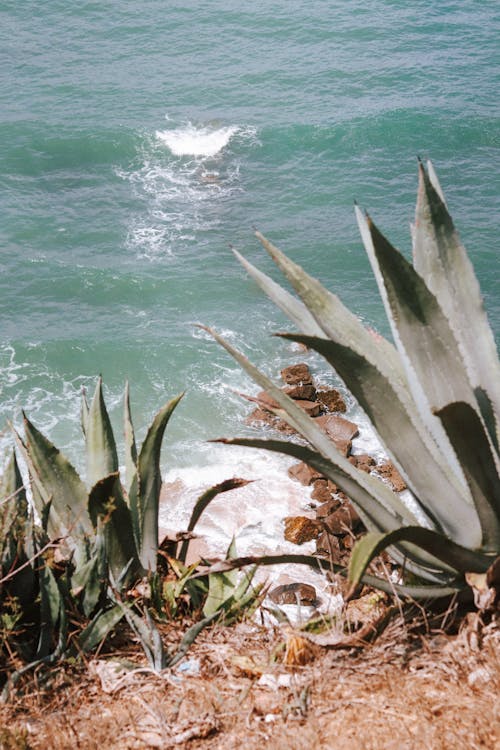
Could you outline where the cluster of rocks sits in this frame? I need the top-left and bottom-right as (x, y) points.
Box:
(250, 362), (406, 607)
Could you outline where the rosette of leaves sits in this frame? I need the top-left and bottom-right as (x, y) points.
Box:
(0, 380), (183, 690)
(207, 161), (500, 600)
(0, 383), (266, 695)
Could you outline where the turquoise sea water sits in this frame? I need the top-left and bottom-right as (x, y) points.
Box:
(1, 1), (499, 482)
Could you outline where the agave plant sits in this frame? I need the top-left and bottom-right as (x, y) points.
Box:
(207, 161), (500, 600)
(0, 381), (266, 695)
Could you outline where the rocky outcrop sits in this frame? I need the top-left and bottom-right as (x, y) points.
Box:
(245, 360), (409, 598)
(247, 363), (355, 454)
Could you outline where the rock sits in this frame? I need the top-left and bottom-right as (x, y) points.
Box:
(316, 388), (347, 413)
(255, 390), (280, 410)
(246, 408), (297, 436)
(315, 531), (342, 562)
(310, 479), (329, 503)
(315, 497), (342, 517)
(283, 516), (321, 545)
(345, 591), (388, 629)
(274, 418), (298, 436)
(288, 462), (324, 486)
(283, 383), (316, 401)
(245, 407), (277, 427)
(294, 399), (321, 417)
(310, 479), (337, 503)
(323, 503), (362, 535)
(376, 461), (407, 492)
(314, 414), (359, 456)
(349, 453), (376, 473)
(269, 582), (318, 606)
(280, 363), (313, 385)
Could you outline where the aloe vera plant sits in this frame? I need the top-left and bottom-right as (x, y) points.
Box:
(209, 161), (500, 600)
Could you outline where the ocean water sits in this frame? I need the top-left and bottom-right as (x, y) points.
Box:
(1, 2), (499, 569)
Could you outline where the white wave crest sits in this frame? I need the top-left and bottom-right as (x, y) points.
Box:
(155, 124), (239, 158)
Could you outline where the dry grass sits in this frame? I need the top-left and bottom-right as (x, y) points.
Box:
(1, 612), (499, 750)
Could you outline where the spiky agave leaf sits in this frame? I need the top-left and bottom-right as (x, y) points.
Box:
(14, 415), (92, 539)
(87, 472), (142, 582)
(414, 161), (500, 446)
(348, 527), (494, 594)
(85, 377), (119, 489)
(203, 326), (423, 532)
(178, 478), (252, 564)
(356, 206), (484, 482)
(278, 331), (481, 547)
(134, 393), (184, 570)
(435, 401), (500, 550)
(123, 381), (138, 497)
(0, 449), (27, 546)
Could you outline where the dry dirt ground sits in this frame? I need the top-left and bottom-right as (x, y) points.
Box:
(1, 609), (499, 750)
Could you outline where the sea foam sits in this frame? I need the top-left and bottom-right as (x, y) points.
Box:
(155, 123), (239, 158)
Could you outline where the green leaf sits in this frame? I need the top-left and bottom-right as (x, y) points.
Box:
(356, 206), (478, 482)
(279, 332), (481, 548)
(71, 535), (106, 618)
(348, 527), (494, 592)
(0, 450), (27, 542)
(136, 393), (184, 570)
(178, 478), (252, 564)
(203, 537), (241, 617)
(18, 415), (92, 538)
(203, 329), (417, 531)
(167, 611), (221, 668)
(36, 558), (64, 660)
(111, 595), (166, 671)
(232, 248), (324, 336)
(435, 402), (500, 550)
(123, 381), (138, 499)
(86, 377), (119, 489)
(78, 604), (124, 653)
(254, 230), (406, 392)
(88, 472), (142, 583)
(413, 161), (500, 446)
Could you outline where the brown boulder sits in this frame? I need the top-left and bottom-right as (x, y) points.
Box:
(283, 383), (317, 401)
(323, 503), (362, 535)
(269, 582), (318, 606)
(315, 497), (342, 518)
(315, 415), (359, 456)
(315, 531), (342, 562)
(284, 516), (321, 545)
(287, 462), (324, 486)
(310, 479), (328, 503)
(376, 461), (407, 492)
(280, 363), (313, 385)
(316, 388), (347, 413)
(315, 414), (359, 442)
(310, 479), (335, 503)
